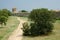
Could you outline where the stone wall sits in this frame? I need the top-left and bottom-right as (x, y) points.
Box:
(12, 12), (30, 17)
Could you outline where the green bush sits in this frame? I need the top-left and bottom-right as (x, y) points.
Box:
(23, 8), (56, 36)
(22, 22), (30, 36)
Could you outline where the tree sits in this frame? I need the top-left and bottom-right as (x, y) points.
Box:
(21, 10), (27, 12)
(2, 9), (11, 16)
(0, 9), (10, 26)
(0, 16), (7, 25)
(23, 8), (56, 36)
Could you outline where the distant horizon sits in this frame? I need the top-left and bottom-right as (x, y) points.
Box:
(1, 8), (60, 12)
(0, 0), (60, 11)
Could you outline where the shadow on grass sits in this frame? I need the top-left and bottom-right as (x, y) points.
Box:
(0, 27), (5, 29)
(23, 32), (55, 37)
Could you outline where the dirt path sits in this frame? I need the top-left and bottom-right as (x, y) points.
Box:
(8, 17), (26, 40)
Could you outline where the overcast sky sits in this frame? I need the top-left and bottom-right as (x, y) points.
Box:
(0, 0), (60, 11)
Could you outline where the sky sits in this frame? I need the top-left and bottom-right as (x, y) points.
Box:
(0, 0), (60, 11)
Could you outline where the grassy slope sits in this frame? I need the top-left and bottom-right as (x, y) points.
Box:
(22, 17), (60, 40)
(0, 16), (19, 40)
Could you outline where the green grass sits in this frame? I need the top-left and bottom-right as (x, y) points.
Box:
(0, 16), (19, 40)
(20, 17), (28, 21)
(21, 17), (60, 40)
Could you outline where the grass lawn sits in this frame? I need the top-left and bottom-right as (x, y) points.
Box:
(22, 17), (60, 40)
(20, 17), (28, 21)
(0, 16), (19, 40)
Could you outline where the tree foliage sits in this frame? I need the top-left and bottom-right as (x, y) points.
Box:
(2, 9), (11, 16)
(21, 10), (27, 12)
(0, 9), (11, 25)
(23, 8), (56, 36)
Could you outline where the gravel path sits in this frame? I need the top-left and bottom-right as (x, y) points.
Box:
(8, 17), (26, 40)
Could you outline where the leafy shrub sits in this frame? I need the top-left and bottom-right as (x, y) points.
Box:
(23, 8), (56, 36)
(22, 22), (31, 36)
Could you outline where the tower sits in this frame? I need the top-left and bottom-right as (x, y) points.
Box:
(12, 8), (17, 13)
